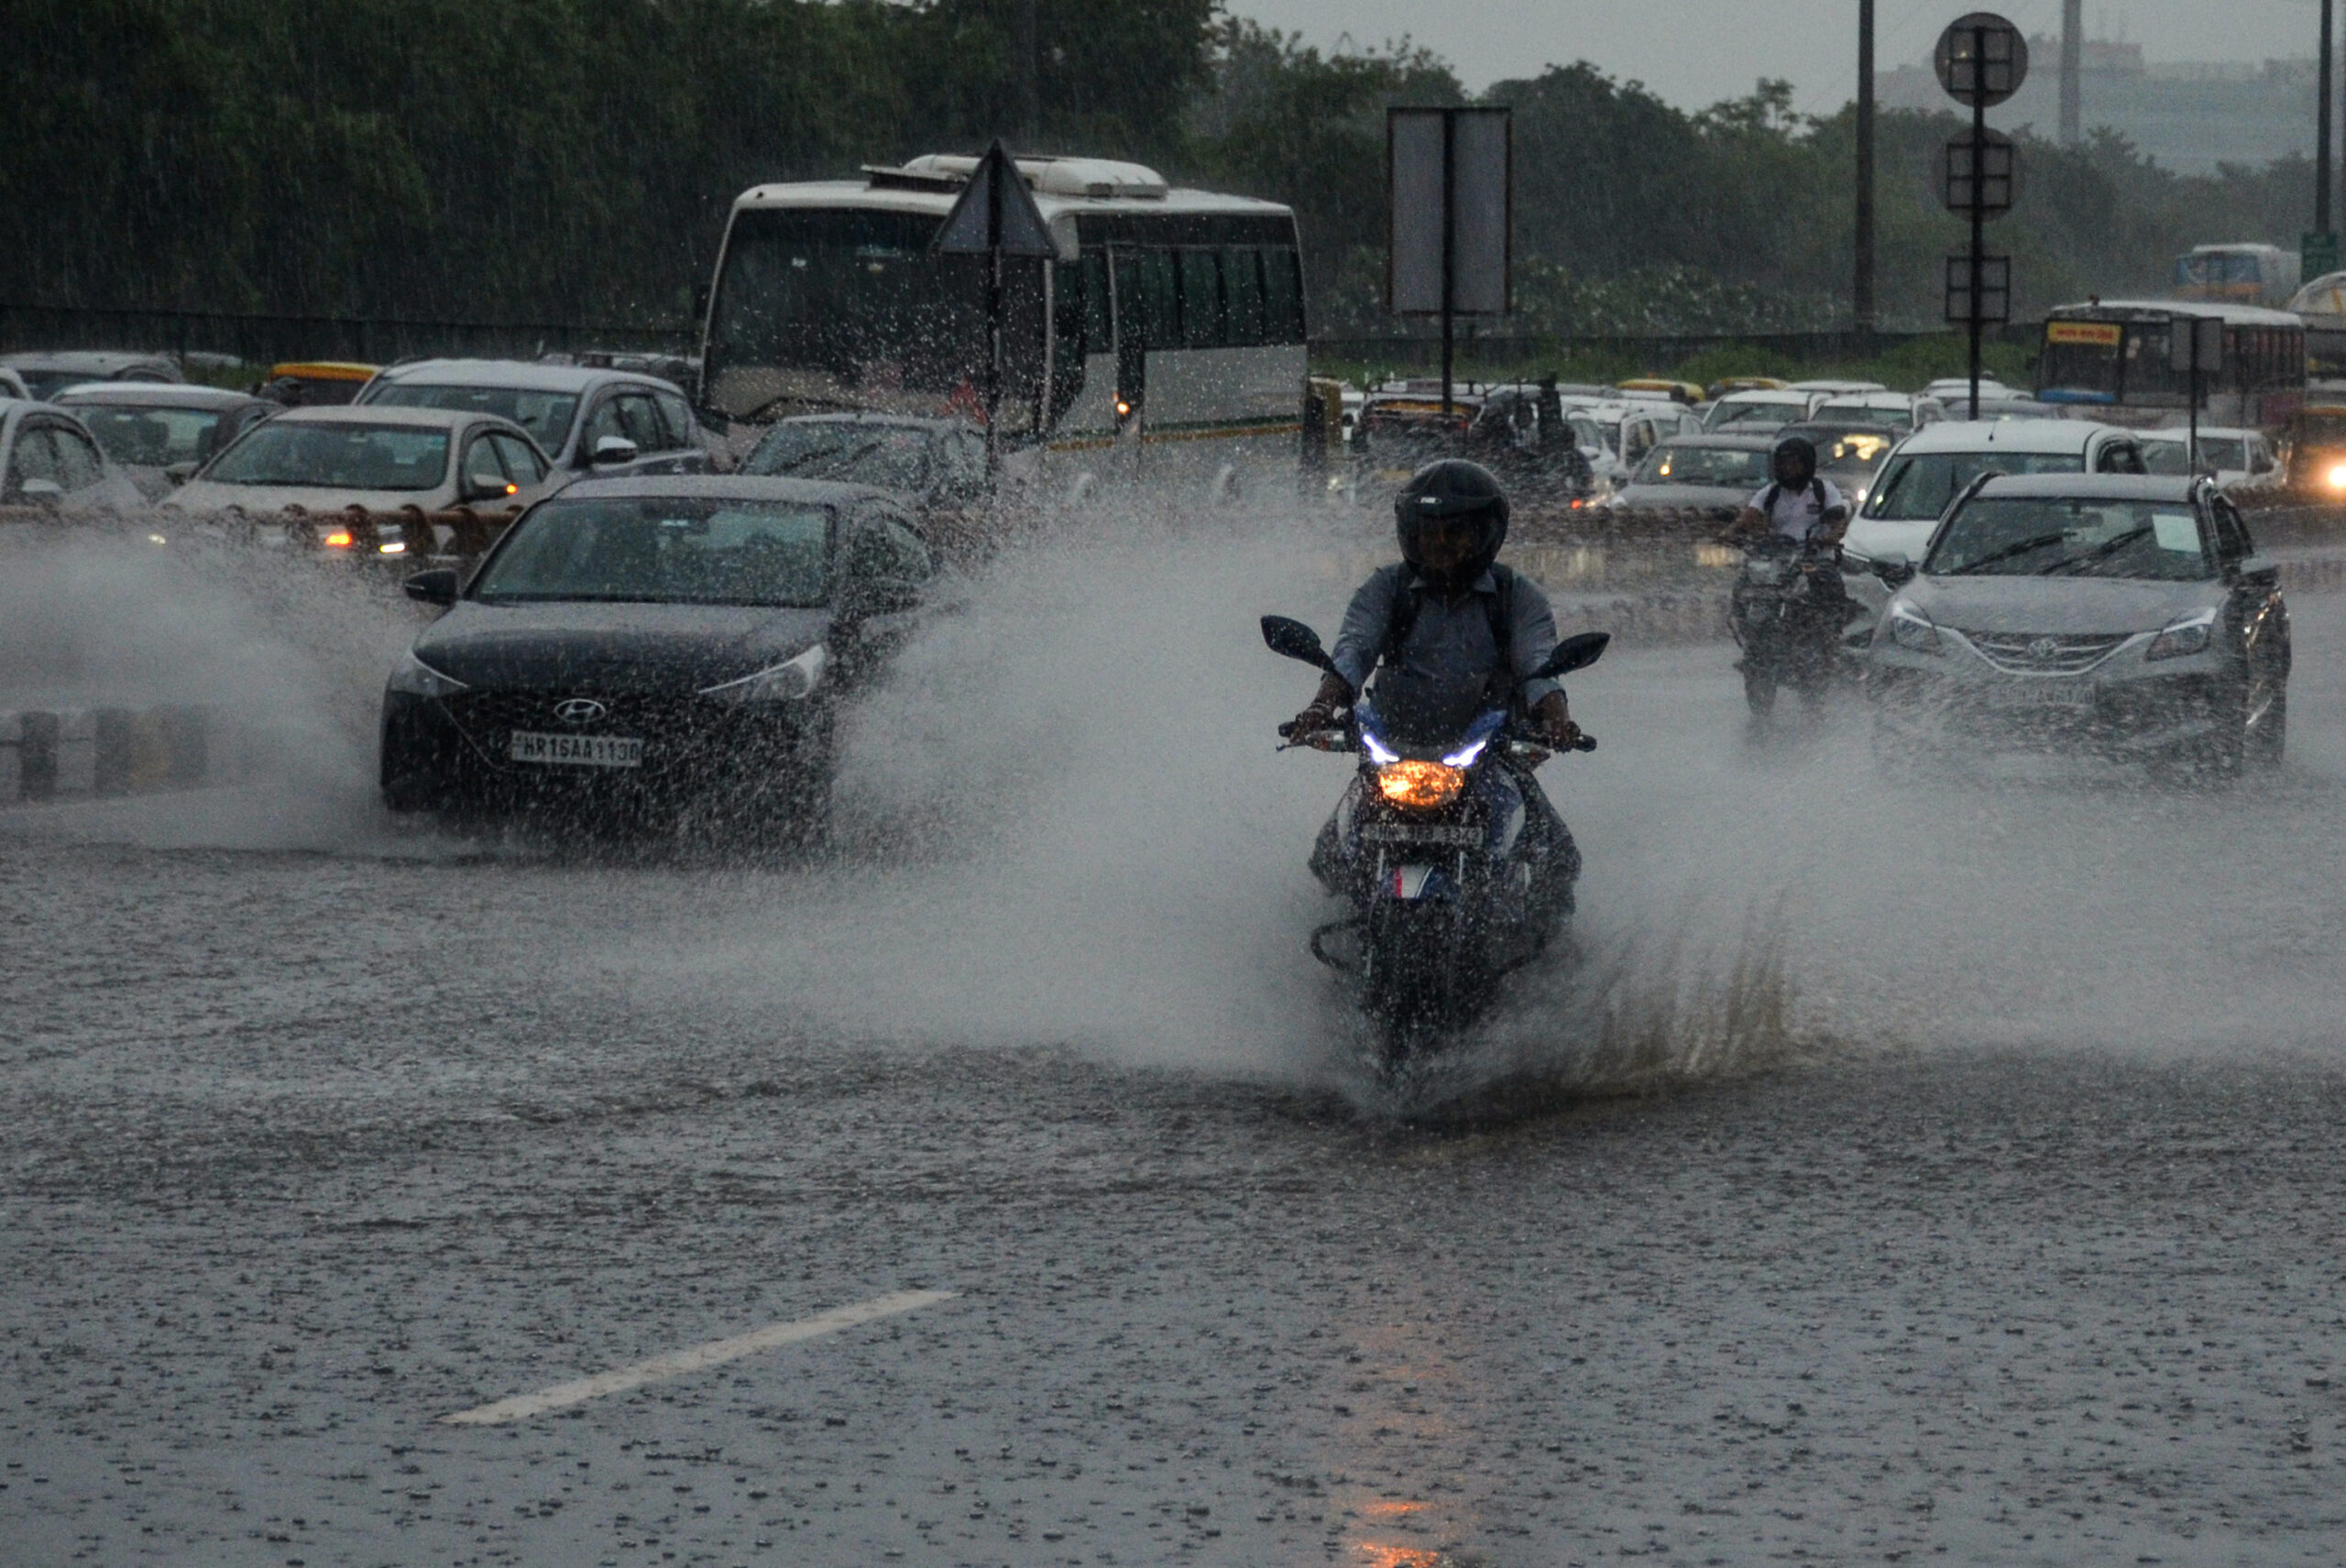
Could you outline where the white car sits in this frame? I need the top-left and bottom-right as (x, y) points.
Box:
(1702, 389), (1824, 433)
(1789, 378), (1887, 396)
(169, 405), (562, 559)
(1924, 376), (2014, 403)
(1562, 400), (1701, 477)
(1813, 391), (1946, 433)
(0, 399), (146, 510)
(1840, 419), (2150, 633)
(2136, 426), (2281, 492)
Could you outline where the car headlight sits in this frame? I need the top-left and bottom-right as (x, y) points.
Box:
(2145, 608), (2217, 661)
(386, 649), (467, 698)
(1887, 603), (1942, 654)
(1376, 759), (1465, 810)
(2328, 462), (2346, 490)
(700, 642), (829, 704)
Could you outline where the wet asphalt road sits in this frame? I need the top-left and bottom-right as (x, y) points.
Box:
(10, 554), (2346, 1567)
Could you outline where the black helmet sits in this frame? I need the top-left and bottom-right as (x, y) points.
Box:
(1771, 435), (1818, 488)
(1395, 459), (1509, 586)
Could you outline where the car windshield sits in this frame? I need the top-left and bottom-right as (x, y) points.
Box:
(473, 497), (831, 607)
(2142, 437), (2246, 475)
(1865, 450), (2085, 521)
(367, 383), (579, 452)
(743, 424), (932, 489)
(1928, 496), (2212, 580)
(74, 405), (226, 466)
(1705, 400), (1802, 432)
(1791, 427), (1895, 469)
(203, 422), (449, 489)
(1634, 444), (1769, 487)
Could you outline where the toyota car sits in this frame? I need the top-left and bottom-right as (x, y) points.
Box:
(379, 475), (936, 840)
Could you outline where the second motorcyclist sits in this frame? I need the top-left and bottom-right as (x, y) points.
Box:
(1733, 433), (1850, 547)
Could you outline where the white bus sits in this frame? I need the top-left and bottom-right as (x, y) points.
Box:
(696, 153), (1307, 484)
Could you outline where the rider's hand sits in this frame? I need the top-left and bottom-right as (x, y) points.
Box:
(1290, 702), (1340, 737)
(1531, 691), (1580, 750)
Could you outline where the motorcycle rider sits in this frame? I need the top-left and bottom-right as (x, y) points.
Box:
(1732, 433), (1850, 545)
(1288, 459), (1586, 916)
(1728, 433), (1855, 704)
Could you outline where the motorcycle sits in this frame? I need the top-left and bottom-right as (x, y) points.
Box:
(1261, 615), (1607, 1058)
(1729, 532), (1854, 717)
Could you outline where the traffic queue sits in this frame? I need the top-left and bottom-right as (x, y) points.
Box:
(0, 298), (2334, 832)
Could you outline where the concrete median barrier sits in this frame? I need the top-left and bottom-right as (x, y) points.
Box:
(0, 704), (230, 805)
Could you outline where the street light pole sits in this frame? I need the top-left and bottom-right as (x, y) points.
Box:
(2321, 0), (2334, 238)
(1856, 0), (1876, 334)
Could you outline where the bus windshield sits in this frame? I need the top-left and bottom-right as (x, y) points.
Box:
(2176, 252), (2264, 288)
(707, 208), (1043, 425)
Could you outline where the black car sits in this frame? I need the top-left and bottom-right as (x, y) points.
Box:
(379, 475), (937, 839)
(742, 414), (992, 555)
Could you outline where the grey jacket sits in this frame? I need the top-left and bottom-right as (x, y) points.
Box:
(1329, 563), (1562, 711)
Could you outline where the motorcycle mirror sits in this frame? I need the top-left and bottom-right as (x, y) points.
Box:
(1535, 630), (1610, 679)
(1870, 551), (1915, 587)
(1261, 615), (1338, 673)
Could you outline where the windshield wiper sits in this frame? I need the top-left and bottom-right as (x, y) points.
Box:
(2038, 525), (2152, 575)
(1948, 532), (2066, 574)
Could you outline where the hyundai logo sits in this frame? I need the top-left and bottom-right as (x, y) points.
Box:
(2026, 637), (2061, 663)
(554, 697), (608, 725)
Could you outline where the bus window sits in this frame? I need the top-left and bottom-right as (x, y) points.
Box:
(1080, 251), (1111, 357)
(1179, 250), (1225, 349)
(1138, 250), (1179, 349)
(1263, 248), (1305, 345)
(1223, 249), (1266, 347)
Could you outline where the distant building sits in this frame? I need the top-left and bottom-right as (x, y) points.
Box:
(1877, 41), (2319, 173)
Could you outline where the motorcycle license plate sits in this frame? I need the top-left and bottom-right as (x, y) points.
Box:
(509, 730), (644, 768)
(1361, 822), (1479, 847)
(1984, 680), (2094, 709)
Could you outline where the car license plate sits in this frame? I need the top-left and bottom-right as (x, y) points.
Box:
(1985, 680), (2094, 709)
(509, 730), (643, 768)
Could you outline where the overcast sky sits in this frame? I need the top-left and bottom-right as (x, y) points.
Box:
(1229, 1), (2332, 113)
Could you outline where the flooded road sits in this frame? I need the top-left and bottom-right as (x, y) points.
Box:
(8, 527), (2346, 1565)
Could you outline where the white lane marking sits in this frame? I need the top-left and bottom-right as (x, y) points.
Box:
(438, 1288), (956, 1426)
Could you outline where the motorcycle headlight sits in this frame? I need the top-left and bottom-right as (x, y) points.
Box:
(386, 649), (467, 698)
(700, 642), (829, 704)
(2145, 608), (2217, 662)
(1376, 759), (1465, 810)
(1888, 603), (1942, 654)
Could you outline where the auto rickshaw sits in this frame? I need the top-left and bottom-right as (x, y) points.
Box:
(2279, 401), (2346, 501)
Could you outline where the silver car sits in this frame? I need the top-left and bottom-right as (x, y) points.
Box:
(0, 399), (146, 510)
(1867, 472), (2288, 781)
(357, 359), (715, 478)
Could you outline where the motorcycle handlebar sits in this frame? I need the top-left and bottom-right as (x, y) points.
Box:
(1277, 723), (1595, 754)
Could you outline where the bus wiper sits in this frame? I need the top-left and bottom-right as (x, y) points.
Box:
(1949, 532), (2066, 573)
(2039, 525), (2152, 575)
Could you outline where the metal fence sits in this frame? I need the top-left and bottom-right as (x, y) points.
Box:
(1310, 324), (2040, 369)
(4, 302), (2037, 378)
(0, 304), (694, 367)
